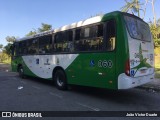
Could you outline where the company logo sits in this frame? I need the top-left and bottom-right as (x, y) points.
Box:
(36, 59), (39, 64)
(44, 59), (50, 65)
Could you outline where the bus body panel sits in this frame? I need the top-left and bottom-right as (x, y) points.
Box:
(12, 53), (116, 89)
(66, 52), (116, 89)
(128, 33), (155, 77)
(22, 54), (78, 79)
(117, 14), (155, 89)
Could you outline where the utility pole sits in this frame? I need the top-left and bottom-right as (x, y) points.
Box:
(136, 0), (140, 17)
(144, 0), (157, 27)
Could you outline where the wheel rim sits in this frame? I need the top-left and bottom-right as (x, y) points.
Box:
(20, 68), (23, 73)
(56, 76), (64, 87)
(19, 68), (23, 76)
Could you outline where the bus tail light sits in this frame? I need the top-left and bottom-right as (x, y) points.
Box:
(125, 59), (130, 76)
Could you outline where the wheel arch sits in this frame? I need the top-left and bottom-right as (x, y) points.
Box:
(52, 66), (67, 81)
(17, 64), (23, 72)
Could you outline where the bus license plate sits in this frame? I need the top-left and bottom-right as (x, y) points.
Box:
(140, 69), (146, 73)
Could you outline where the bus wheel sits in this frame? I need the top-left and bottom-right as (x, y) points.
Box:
(18, 66), (25, 79)
(54, 70), (67, 90)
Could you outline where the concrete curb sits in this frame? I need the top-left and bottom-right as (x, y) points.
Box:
(138, 85), (160, 92)
(138, 81), (160, 92)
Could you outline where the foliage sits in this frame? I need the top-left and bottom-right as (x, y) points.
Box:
(154, 47), (160, 78)
(0, 44), (3, 50)
(26, 30), (37, 36)
(0, 52), (10, 63)
(26, 23), (52, 36)
(121, 0), (143, 17)
(3, 43), (12, 57)
(2, 36), (17, 57)
(38, 23), (52, 32)
(155, 68), (160, 78)
(5, 36), (16, 43)
(149, 19), (160, 47)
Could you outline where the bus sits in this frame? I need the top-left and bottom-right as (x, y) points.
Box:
(11, 11), (155, 90)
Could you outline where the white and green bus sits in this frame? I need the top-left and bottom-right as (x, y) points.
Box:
(11, 11), (155, 90)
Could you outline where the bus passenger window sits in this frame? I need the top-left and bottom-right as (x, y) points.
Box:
(19, 41), (27, 55)
(28, 39), (39, 54)
(75, 29), (81, 40)
(75, 28), (86, 51)
(13, 43), (19, 56)
(97, 24), (103, 37)
(106, 20), (116, 51)
(89, 25), (103, 51)
(75, 24), (104, 52)
(54, 31), (73, 52)
(39, 35), (52, 54)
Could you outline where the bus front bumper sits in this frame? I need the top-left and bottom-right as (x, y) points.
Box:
(118, 73), (155, 89)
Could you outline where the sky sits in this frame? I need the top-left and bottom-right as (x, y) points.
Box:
(0, 0), (160, 46)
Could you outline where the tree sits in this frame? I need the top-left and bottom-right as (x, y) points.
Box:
(5, 36), (16, 43)
(0, 52), (9, 63)
(26, 23), (52, 36)
(3, 43), (12, 57)
(0, 44), (3, 51)
(2, 36), (17, 57)
(149, 20), (160, 47)
(121, 0), (143, 17)
(26, 30), (37, 36)
(38, 23), (52, 32)
(157, 18), (160, 25)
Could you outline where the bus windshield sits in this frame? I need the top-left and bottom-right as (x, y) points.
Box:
(124, 15), (151, 42)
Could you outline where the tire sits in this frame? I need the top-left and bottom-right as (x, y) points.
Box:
(18, 66), (25, 79)
(54, 69), (67, 90)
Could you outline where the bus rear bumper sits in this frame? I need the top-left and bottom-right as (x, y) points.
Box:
(118, 73), (154, 89)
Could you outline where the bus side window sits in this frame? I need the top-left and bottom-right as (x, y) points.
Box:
(39, 35), (52, 54)
(13, 43), (19, 56)
(28, 39), (39, 54)
(89, 24), (103, 51)
(97, 24), (103, 37)
(75, 28), (88, 51)
(54, 31), (73, 52)
(54, 32), (64, 52)
(106, 20), (116, 51)
(75, 24), (104, 52)
(75, 29), (81, 41)
(65, 30), (74, 52)
(19, 41), (27, 55)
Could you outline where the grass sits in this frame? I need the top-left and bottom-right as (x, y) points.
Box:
(155, 68), (160, 78)
(155, 53), (160, 79)
(0, 60), (11, 64)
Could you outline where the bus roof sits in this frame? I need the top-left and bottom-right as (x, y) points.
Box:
(17, 14), (104, 42)
(16, 11), (141, 42)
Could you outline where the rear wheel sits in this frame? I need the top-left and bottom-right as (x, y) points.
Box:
(18, 66), (25, 79)
(54, 69), (67, 90)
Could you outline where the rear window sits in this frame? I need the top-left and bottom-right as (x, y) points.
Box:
(124, 15), (151, 42)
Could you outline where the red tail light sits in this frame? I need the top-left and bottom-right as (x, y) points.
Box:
(125, 59), (130, 76)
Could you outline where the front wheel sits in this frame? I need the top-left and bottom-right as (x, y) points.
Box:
(54, 70), (67, 90)
(18, 66), (25, 79)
